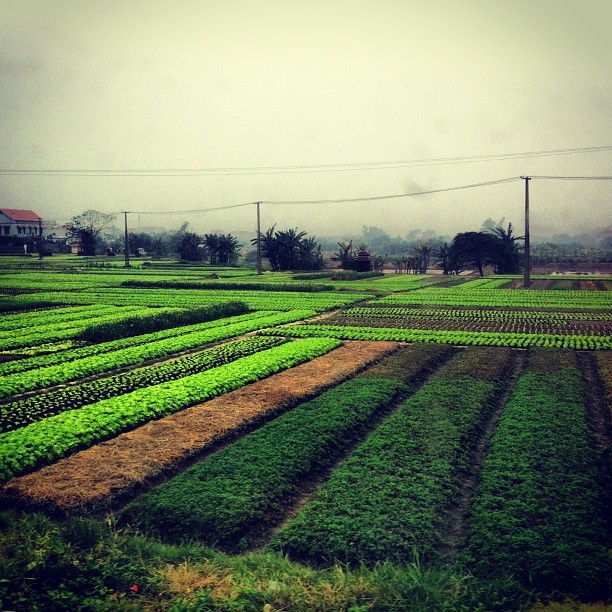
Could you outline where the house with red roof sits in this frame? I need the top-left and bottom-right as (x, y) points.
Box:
(0, 208), (43, 239)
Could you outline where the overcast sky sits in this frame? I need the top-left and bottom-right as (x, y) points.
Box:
(1, 0), (611, 240)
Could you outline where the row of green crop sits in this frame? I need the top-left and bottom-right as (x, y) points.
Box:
(0, 311), (274, 377)
(0, 304), (135, 332)
(270, 347), (512, 564)
(0, 310), (317, 398)
(343, 307), (612, 322)
(464, 350), (610, 598)
(5, 288), (374, 312)
(119, 343), (455, 546)
(372, 287), (611, 310)
(77, 300), (248, 342)
(0, 336), (286, 433)
(0, 337), (341, 483)
(0, 307), (177, 352)
(260, 324), (611, 349)
(121, 279), (336, 292)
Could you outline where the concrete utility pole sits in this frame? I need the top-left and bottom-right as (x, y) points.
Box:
(123, 211), (130, 268)
(521, 176), (531, 288)
(38, 217), (43, 260)
(256, 201), (262, 275)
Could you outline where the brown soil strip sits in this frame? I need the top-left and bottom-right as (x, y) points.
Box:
(1, 341), (400, 512)
(436, 348), (527, 560)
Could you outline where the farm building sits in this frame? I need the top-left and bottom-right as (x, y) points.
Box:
(0, 208), (43, 238)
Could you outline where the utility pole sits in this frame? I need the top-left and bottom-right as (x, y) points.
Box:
(38, 217), (43, 260)
(521, 176), (531, 288)
(256, 202), (262, 275)
(123, 211), (130, 268)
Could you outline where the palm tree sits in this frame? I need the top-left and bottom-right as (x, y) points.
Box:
(488, 223), (523, 273)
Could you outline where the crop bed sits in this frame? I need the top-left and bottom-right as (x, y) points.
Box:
(0, 337), (340, 482)
(2, 341), (401, 510)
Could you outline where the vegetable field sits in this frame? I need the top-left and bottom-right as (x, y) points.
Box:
(0, 261), (610, 610)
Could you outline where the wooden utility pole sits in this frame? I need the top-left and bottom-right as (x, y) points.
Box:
(123, 211), (130, 268)
(256, 202), (262, 275)
(521, 176), (531, 288)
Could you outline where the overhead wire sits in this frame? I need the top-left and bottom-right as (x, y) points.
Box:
(1, 145), (611, 176)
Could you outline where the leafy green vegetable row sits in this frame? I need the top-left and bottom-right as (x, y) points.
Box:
(464, 350), (609, 597)
(0, 311), (272, 377)
(0, 307), (177, 352)
(0, 305), (134, 332)
(0, 337), (341, 483)
(119, 343), (454, 546)
(8, 288), (375, 312)
(371, 287), (611, 310)
(77, 300), (248, 343)
(0, 336), (286, 433)
(270, 347), (513, 564)
(260, 324), (611, 349)
(0, 310), (317, 398)
(343, 307), (612, 322)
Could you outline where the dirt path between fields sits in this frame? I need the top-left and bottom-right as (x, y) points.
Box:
(1, 341), (400, 512)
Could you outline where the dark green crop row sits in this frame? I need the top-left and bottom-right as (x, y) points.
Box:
(121, 279), (336, 292)
(0, 337), (341, 483)
(260, 324), (611, 350)
(0, 336), (286, 433)
(119, 343), (455, 546)
(0, 311), (270, 377)
(77, 300), (249, 342)
(464, 350), (610, 598)
(270, 347), (513, 565)
(0, 310), (317, 398)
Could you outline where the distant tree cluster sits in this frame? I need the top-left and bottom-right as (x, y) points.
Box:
(436, 223), (523, 276)
(252, 226), (323, 271)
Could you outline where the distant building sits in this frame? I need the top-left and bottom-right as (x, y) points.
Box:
(0, 208), (42, 238)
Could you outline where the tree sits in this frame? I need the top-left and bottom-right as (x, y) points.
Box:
(65, 209), (116, 256)
(251, 226), (323, 271)
(176, 231), (204, 261)
(448, 223), (523, 276)
(488, 222), (523, 273)
(205, 233), (241, 265)
(448, 232), (498, 277)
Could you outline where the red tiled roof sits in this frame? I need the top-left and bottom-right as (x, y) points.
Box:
(0, 208), (42, 222)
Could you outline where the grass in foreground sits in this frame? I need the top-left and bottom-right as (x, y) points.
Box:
(0, 510), (525, 611)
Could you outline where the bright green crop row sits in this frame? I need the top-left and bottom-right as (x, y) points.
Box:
(0, 311), (272, 377)
(0, 305), (137, 332)
(6, 288), (374, 312)
(0, 336), (286, 433)
(260, 324), (611, 349)
(0, 337), (341, 483)
(464, 353), (609, 597)
(372, 287), (611, 310)
(0, 310), (317, 398)
(343, 307), (612, 322)
(0, 307), (177, 352)
(271, 347), (512, 564)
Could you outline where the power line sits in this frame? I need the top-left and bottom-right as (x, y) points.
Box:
(529, 175), (612, 180)
(1, 145), (612, 176)
(263, 177), (521, 206)
(116, 177), (521, 216)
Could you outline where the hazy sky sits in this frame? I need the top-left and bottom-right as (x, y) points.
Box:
(1, 0), (611, 239)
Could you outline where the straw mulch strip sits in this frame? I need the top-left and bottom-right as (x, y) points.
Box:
(2, 340), (400, 511)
